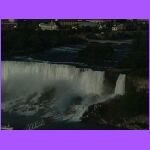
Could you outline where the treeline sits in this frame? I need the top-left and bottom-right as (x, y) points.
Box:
(119, 31), (148, 77)
(86, 31), (138, 40)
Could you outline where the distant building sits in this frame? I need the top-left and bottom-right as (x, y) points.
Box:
(8, 19), (15, 23)
(39, 21), (58, 31)
(79, 21), (97, 28)
(87, 19), (112, 23)
(112, 25), (118, 31)
(112, 24), (126, 31)
(117, 24), (126, 30)
(1, 19), (17, 30)
(1, 124), (13, 130)
(57, 19), (81, 29)
(98, 24), (103, 30)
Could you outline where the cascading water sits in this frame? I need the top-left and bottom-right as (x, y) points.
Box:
(2, 61), (105, 95)
(114, 74), (126, 96)
(2, 61), (126, 123)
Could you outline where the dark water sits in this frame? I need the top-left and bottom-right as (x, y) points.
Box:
(2, 112), (126, 130)
(2, 44), (129, 69)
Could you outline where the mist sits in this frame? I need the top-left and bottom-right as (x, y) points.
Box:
(2, 61), (126, 121)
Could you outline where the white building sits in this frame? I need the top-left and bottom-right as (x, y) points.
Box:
(112, 25), (118, 31)
(39, 21), (58, 31)
(98, 24), (103, 30)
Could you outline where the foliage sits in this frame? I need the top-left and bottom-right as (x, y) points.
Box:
(119, 31), (148, 75)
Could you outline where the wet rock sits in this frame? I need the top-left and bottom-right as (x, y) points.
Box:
(81, 94), (149, 129)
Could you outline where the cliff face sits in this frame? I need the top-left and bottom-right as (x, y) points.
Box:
(81, 95), (149, 130)
(81, 73), (149, 130)
(130, 77), (148, 92)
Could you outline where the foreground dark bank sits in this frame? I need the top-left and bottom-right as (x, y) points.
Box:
(82, 94), (149, 130)
(2, 71), (148, 130)
(2, 113), (127, 130)
(2, 81), (148, 130)
(1, 19), (149, 130)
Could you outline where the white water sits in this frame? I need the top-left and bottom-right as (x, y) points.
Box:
(2, 61), (126, 121)
(2, 61), (104, 95)
(114, 74), (126, 95)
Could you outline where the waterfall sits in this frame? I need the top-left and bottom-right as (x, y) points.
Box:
(2, 61), (126, 122)
(2, 61), (105, 96)
(114, 74), (126, 95)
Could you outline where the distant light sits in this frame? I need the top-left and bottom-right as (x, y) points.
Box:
(8, 19), (15, 23)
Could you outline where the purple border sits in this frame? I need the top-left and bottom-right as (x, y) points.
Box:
(0, 0), (150, 150)
(0, 19), (1, 130)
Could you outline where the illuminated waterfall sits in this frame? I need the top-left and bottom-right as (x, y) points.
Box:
(2, 61), (126, 121)
(114, 74), (126, 95)
(2, 61), (105, 95)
